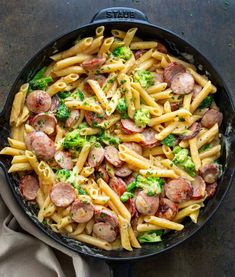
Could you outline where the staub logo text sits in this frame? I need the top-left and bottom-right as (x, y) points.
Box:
(106, 10), (135, 19)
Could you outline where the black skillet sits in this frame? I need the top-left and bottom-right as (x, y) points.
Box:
(0, 7), (235, 277)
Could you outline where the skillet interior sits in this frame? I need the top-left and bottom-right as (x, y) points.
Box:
(0, 20), (234, 261)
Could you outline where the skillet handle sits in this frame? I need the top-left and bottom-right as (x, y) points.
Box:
(107, 261), (132, 277)
(91, 7), (149, 23)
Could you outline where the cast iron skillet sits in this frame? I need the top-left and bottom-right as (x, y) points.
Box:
(0, 7), (235, 276)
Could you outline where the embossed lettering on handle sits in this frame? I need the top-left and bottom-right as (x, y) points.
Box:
(106, 10), (136, 19)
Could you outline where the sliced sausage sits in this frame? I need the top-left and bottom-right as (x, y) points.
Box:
(124, 175), (136, 185)
(93, 222), (117, 242)
(171, 72), (195, 95)
(192, 84), (202, 99)
(65, 110), (80, 129)
(104, 145), (123, 167)
(95, 209), (118, 228)
(164, 62), (185, 86)
(122, 142), (143, 155)
(164, 177), (193, 203)
(26, 90), (51, 114)
(19, 175), (39, 201)
(179, 122), (201, 140)
(84, 111), (105, 127)
(201, 109), (223, 129)
(84, 74), (106, 94)
(134, 50), (146, 59)
(109, 176), (126, 196)
(54, 151), (73, 170)
(71, 199), (94, 223)
(97, 165), (110, 183)
(25, 131), (45, 151)
(191, 176), (206, 200)
(206, 182), (217, 198)
(31, 133), (56, 161)
(157, 42), (168, 54)
(140, 128), (160, 148)
(157, 198), (178, 220)
(87, 143), (105, 168)
(199, 164), (220, 184)
(120, 119), (144, 134)
(50, 95), (59, 112)
(50, 182), (76, 207)
(125, 198), (137, 218)
(170, 102), (180, 111)
(135, 191), (159, 215)
(153, 72), (164, 84)
(115, 164), (132, 178)
(31, 113), (57, 135)
(82, 57), (106, 71)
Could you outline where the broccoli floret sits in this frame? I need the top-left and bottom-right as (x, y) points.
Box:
(63, 129), (86, 149)
(72, 183), (87, 195)
(135, 175), (164, 195)
(133, 70), (154, 88)
(31, 67), (47, 81)
(133, 108), (150, 128)
(117, 97), (127, 112)
(57, 91), (71, 99)
(56, 101), (70, 121)
(198, 95), (213, 109)
(55, 169), (71, 182)
(112, 46), (132, 61)
(172, 146), (196, 176)
(161, 134), (177, 147)
(120, 192), (134, 203)
(126, 180), (137, 192)
(71, 89), (84, 101)
(97, 131), (120, 146)
(29, 76), (53, 90)
(138, 230), (163, 243)
(198, 143), (212, 153)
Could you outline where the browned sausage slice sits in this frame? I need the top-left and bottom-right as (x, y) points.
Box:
(163, 62), (185, 86)
(199, 164), (221, 184)
(87, 142), (105, 168)
(140, 128), (160, 148)
(157, 198), (178, 220)
(54, 151), (73, 170)
(104, 146), (123, 167)
(135, 191), (159, 215)
(25, 131), (45, 151)
(164, 177), (193, 203)
(115, 164), (132, 178)
(179, 122), (201, 140)
(26, 90), (51, 114)
(206, 182), (217, 198)
(97, 165), (109, 183)
(84, 111), (105, 127)
(82, 57), (106, 71)
(192, 84), (202, 99)
(93, 222), (117, 242)
(171, 72), (195, 95)
(125, 198), (137, 218)
(19, 175), (39, 200)
(170, 102), (180, 111)
(109, 176), (126, 196)
(50, 182), (76, 207)
(120, 119), (144, 134)
(31, 113), (57, 135)
(157, 42), (168, 54)
(71, 199), (94, 223)
(201, 109), (223, 129)
(84, 74), (106, 94)
(65, 110), (80, 129)
(122, 142), (143, 155)
(124, 175), (136, 185)
(134, 50), (146, 59)
(153, 72), (164, 84)
(95, 209), (118, 228)
(50, 95), (59, 112)
(191, 176), (206, 200)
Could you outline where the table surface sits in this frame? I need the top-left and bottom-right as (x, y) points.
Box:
(1, 0), (235, 276)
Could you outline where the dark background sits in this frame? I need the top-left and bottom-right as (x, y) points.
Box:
(0, 0), (235, 276)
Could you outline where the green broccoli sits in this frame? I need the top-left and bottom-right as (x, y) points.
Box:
(126, 180), (137, 192)
(57, 91), (71, 99)
(138, 230), (163, 243)
(97, 131), (120, 146)
(112, 46), (133, 61)
(116, 98), (128, 118)
(31, 67), (47, 81)
(133, 108), (150, 128)
(172, 146), (196, 176)
(133, 70), (154, 88)
(29, 76), (53, 91)
(120, 192), (134, 203)
(198, 143), (212, 153)
(56, 101), (70, 121)
(136, 175), (164, 195)
(63, 129), (86, 149)
(72, 183), (87, 195)
(71, 89), (85, 101)
(198, 95), (213, 109)
(55, 169), (71, 182)
(161, 134), (177, 147)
